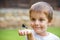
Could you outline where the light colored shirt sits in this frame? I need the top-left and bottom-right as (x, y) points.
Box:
(27, 30), (60, 40)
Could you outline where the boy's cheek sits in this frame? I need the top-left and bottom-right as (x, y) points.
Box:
(30, 22), (34, 26)
(42, 21), (48, 25)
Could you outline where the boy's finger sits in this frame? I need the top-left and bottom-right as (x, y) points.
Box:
(18, 30), (24, 36)
(25, 31), (28, 35)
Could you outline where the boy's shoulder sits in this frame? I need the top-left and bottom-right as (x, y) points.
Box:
(30, 30), (60, 40)
(47, 32), (60, 40)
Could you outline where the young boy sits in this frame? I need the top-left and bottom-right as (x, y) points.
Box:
(19, 2), (60, 40)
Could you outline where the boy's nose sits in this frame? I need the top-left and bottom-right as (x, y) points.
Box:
(35, 20), (40, 25)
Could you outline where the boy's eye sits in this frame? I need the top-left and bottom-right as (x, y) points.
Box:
(31, 18), (36, 21)
(39, 19), (45, 21)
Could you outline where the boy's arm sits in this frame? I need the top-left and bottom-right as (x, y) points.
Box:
(27, 33), (36, 40)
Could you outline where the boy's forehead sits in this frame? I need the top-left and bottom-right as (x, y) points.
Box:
(30, 10), (47, 15)
(30, 11), (47, 18)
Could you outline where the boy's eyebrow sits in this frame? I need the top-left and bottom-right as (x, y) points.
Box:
(39, 18), (45, 20)
(30, 17), (35, 19)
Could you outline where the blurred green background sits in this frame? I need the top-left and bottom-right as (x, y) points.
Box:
(0, 27), (60, 40)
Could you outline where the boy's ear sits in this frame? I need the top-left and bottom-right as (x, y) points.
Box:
(48, 20), (52, 26)
(48, 22), (51, 26)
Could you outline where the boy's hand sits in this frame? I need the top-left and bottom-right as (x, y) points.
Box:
(18, 29), (35, 40)
(18, 29), (32, 36)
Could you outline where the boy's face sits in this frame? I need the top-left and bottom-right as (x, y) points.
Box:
(30, 11), (49, 34)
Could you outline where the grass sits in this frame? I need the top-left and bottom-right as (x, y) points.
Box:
(0, 29), (26, 40)
(47, 27), (60, 37)
(0, 27), (60, 40)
